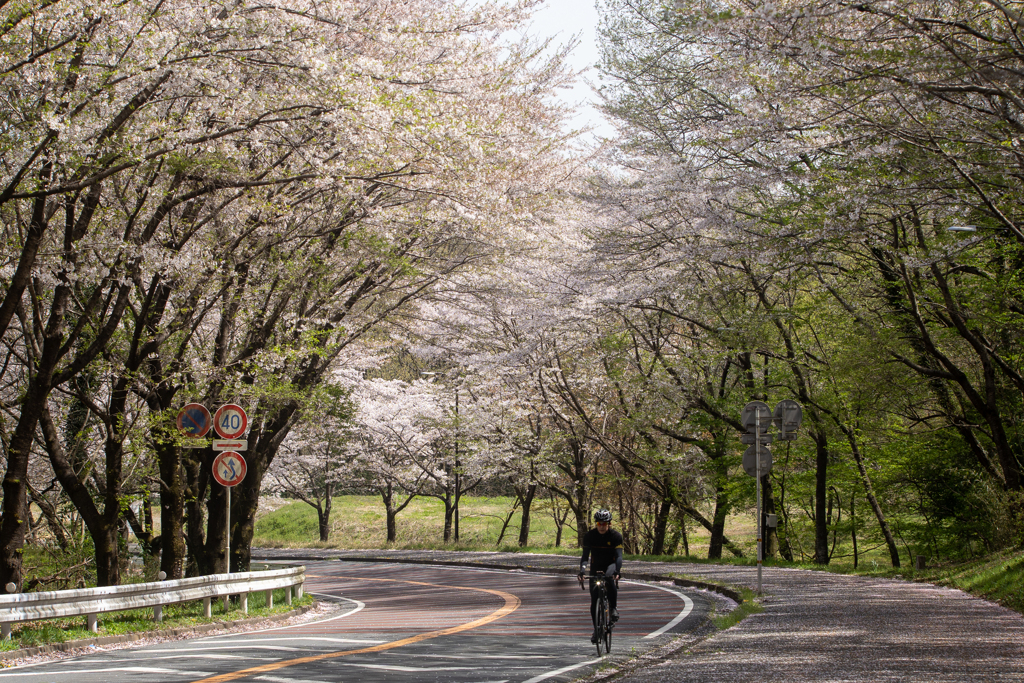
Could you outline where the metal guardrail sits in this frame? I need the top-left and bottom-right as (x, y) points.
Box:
(0, 566), (305, 639)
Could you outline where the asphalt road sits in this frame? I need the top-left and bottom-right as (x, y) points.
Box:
(0, 561), (713, 683)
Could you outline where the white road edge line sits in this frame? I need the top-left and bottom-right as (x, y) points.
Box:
(0, 666), (215, 677)
(633, 581), (694, 638)
(195, 637), (385, 645)
(197, 592), (365, 641)
(522, 657), (604, 683)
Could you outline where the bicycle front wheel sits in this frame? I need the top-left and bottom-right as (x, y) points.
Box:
(595, 598), (606, 656)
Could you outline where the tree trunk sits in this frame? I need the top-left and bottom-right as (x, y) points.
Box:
(651, 498), (671, 556)
(677, 499), (744, 558)
(318, 485), (333, 542)
(386, 504), (398, 543)
(495, 499), (520, 546)
(851, 488), (858, 570)
(517, 482), (537, 547)
(93, 524), (121, 587)
(0, 166), (50, 340)
(708, 484), (729, 559)
(0, 407), (42, 590)
(761, 473), (778, 559)
(845, 428), (900, 567)
(812, 431), (830, 565)
(184, 449), (210, 576)
(380, 483), (399, 543)
(27, 483), (68, 550)
(442, 489), (455, 544)
(156, 440), (186, 579)
(0, 287), (69, 590)
(206, 482), (229, 574)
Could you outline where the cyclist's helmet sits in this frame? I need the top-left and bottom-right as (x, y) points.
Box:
(594, 509), (612, 523)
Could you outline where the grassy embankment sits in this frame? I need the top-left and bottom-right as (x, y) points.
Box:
(254, 494), (1024, 616)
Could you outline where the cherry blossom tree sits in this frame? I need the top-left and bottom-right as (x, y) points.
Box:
(349, 377), (441, 543)
(1, 0), (578, 583)
(266, 385), (355, 542)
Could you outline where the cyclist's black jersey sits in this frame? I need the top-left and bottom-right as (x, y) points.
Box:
(581, 528), (624, 573)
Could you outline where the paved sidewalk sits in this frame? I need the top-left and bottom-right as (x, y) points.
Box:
(253, 549), (1024, 682)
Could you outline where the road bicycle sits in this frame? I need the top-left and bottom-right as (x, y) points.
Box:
(579, 571), (615, 655)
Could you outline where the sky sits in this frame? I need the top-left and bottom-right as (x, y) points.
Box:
(525, 0), (617, 141)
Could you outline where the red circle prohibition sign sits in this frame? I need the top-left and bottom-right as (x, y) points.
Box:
(176, 403), (211, 438)
(212, 451), (247, 487)
(214, 404), (248, 439)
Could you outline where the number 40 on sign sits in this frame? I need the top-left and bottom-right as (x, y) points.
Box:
(214, 404), (247, 439)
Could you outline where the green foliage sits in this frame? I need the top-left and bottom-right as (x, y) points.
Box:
(890, 434), (1017, 556)
(710, 586), (762, 631)
(21, 539), (95, 592)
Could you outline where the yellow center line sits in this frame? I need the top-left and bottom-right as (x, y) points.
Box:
(190, 576), (521, 683)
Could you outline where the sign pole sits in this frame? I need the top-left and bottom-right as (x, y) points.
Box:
(211, 450), (246, 577)
(756, 410), (762, 595)
(226, 485), (231, 576)
(740, 399), (801, 599)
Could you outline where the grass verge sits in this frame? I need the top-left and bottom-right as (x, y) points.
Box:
(709, 586), (763, 630)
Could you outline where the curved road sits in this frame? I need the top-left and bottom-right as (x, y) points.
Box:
(0, 561), (712, 683)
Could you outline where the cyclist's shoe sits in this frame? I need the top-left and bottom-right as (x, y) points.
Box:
(611, 608), (619, 622)
(591, 628), (600, 644)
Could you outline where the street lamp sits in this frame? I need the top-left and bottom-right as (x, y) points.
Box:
(946, 224), (1015, 234)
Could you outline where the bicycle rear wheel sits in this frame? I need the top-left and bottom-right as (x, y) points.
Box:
(604, 620), (612, 653)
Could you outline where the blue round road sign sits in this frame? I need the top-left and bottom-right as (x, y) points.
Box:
(176, 403), (211, 438)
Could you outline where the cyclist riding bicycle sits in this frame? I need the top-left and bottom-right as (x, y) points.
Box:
(578, 509), (623, 644)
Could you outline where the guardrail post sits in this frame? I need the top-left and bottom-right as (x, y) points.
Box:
(241, 593), (248, 614)
(285, 586), (292, 606)
(87, 613), (98, 633)
(3, 582), (14, 639)
(203, 597), (212, 618)
(154, 571), (166, 622)
(296, 581), (304, 599)
(266, 589), (273, 609)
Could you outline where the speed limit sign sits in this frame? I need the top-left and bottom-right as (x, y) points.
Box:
(214, 404), (248, 439)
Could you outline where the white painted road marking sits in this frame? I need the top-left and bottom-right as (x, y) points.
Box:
(521, 657), (604, 683)
(195, 636), (385, 645)
(197, 593), (365, 641)
(0, 667), (214, 677)
(638, 582), (694, 638)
